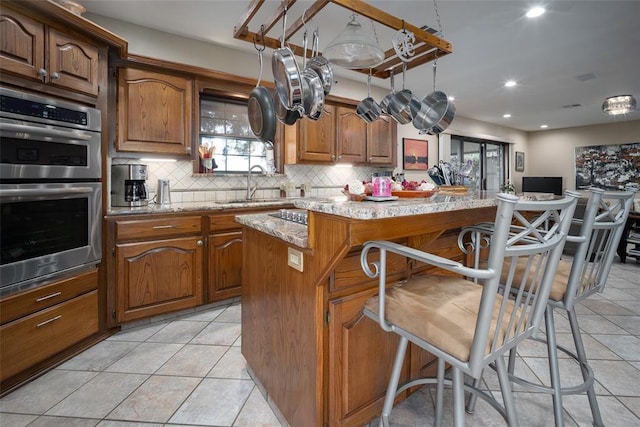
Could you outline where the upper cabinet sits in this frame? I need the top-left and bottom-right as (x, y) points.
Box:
(116, 68), (193, 155)
(0, 7), (101, 96)
(285, 100), (396, 166)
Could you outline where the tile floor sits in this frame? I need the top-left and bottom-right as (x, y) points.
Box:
(1, 259), (639, 427)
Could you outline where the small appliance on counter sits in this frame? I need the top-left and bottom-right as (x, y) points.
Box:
(111, 164), (149, 207)
(156, 179), (171, 205)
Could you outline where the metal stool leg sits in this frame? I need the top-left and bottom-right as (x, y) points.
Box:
(436, 358), (445, 427)
(452, 367), (465, 427)
(545, 306), (566, 427)
(496, 355), (519, 426)
(380, 336), (408, 427)
(567, 308), (604, 427)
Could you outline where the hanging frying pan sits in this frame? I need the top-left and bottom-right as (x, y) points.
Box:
(248, 37), (276, 142)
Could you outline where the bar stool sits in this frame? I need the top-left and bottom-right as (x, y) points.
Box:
(465, 188), (634, 426)
(361, 193), (578, 426)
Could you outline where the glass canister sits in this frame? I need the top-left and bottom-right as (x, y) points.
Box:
(372, 172), (392, 197)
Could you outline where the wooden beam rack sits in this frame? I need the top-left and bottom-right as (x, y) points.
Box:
(233, 0), (452, 79)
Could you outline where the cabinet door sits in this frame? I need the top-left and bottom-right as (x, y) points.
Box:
(297, 104), (335, 162)
(208, 230), (243, 302)
(328, 289), (407, 427)
(367, 114), (396, 165)
(336, 105), (366, 164)
(116, 236), (203, 323)
(117, 68), (193, 155)
(47, 27), (100, 96)
(0, 8), (45, 80)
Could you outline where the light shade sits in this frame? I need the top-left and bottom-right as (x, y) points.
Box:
(602, 94), (636, 115)
(323, 15), (384, 69)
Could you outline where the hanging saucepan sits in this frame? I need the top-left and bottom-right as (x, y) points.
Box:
(413, 60), (456, 134)
(300, 29), (325, 121)
(247, 34), (276, 143)
(272, 7), (304, 113)
(275, 88), (302, 125)
(305, 29), (333, 96)
(386, 63), (421, 124)
(356, 70), (381, 123)
(379, 67), (397, 114)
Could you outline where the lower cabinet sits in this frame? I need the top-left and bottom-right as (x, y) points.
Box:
(208, 230), (243, 302)
(0, 269), (99, 389)
(328, 288), (407, 426)
(113, 216), (204, 323)
(110, 207), (293, 324)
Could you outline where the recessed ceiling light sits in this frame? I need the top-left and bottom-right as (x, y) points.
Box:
(503, 114), (511, 118)
(448, 96), (455, 101)
(540, 124), (548, 128)
(526, 7), (545, 18)
(504, 80), (517, 88)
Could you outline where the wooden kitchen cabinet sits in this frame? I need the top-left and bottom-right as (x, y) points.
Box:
(336, 105), (367, 163)
(295, 104), (336, 163)
(207, 214), (244, 302)
(0, 269), (99, 390)
(285, 99), (396, 166)
(113, 216), (203, 323)
(0, 6), (101, 96)
(116, 67), (193, 155)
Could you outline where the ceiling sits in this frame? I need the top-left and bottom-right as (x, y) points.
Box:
(83, 0), (640, 132)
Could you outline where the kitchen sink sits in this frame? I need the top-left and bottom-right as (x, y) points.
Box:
(216, 198), (290, 204)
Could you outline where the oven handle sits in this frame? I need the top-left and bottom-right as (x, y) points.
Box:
(0, 187), (95, 201)
(0, 122), (93, 141)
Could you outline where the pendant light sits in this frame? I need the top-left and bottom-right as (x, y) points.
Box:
(323, 15), (384, 69)
(602, 95), (636, 115)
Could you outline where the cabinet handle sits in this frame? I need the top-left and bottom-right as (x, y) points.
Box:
(152, 225), (174, 229)
(197, 240), (203, 246)
(37, 68), (47, 77)
(36, 292), (62, 302)
(51, 72), (60, 80)
(36, 315), (62, 328)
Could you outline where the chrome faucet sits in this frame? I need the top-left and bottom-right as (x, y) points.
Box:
(246, 164), (266, 200)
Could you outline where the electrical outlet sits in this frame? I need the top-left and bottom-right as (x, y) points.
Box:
(287, 247), (303, 272)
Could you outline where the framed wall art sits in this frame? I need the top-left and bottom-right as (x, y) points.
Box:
(515, 151), (525, 172)
(403, 138), (428, 170)
(575, 142), (640, 190)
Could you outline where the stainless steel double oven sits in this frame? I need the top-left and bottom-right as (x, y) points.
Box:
(0, 87), (102, 296)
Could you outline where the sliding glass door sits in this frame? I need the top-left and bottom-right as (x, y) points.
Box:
(450, 136), (507, 191)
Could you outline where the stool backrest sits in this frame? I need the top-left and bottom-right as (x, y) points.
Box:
(564, 189), (635, 308)
(470, 192), (579, 374)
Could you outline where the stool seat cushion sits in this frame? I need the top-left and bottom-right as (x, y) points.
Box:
(364, 275), (523, 362)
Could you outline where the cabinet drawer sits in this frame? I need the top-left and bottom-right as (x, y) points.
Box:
(116, 216), (202, 241)
(332, 247), (407, 293)
(209, 214), (240, 232)
(0, 269), (97, 325)
(0, 290), (98, 382)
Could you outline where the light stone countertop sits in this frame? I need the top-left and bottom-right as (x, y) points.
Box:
(106, 198), (297, 216)
(235, 192), (558, 248)
(235, 212), (309, 248)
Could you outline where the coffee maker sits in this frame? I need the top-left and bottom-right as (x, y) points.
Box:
(111, 164), (149, 207)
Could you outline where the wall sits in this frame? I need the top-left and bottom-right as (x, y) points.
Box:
(527, 119), (640, 191)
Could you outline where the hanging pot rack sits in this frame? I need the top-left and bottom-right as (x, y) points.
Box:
(233, 0), (452, 79)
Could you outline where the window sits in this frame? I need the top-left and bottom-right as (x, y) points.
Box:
(450, 136), (507, 191)
(199, 96), (269, 173)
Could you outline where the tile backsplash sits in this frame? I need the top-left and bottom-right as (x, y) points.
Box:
(109, 158), (392, 205)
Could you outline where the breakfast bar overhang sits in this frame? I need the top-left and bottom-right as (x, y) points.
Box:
(236, 193), (504, 427)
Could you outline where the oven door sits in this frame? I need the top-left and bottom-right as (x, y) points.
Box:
(0, 118), (101, 180)
(0, 182), (101, 295)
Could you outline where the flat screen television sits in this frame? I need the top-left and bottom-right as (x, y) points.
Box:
(522, 177), (563, 195)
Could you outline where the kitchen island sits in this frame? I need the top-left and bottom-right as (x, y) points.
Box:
(236, 192), (504, 427)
